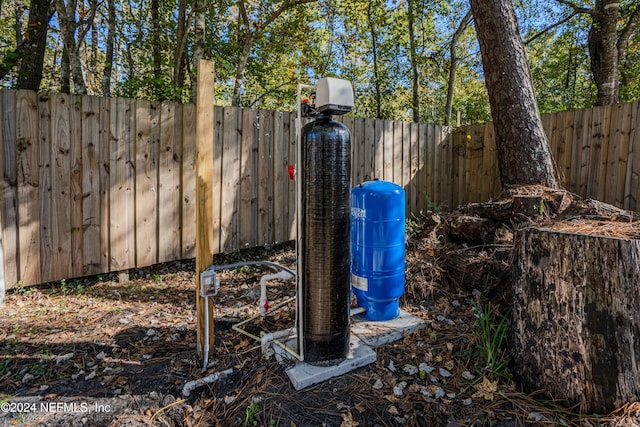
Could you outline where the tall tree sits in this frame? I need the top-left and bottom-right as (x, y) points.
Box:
(367, 0), (382, 118)
(232, 0), (317, 107)
(54, 0), (87, 93)
(445, 9), (472, 125)
(407, 0), (419, 122)
(16, 0), (52, 91)
(470, 0), (559, 188)
(102, 0), (115, 96)
(554, 0), (640, 105)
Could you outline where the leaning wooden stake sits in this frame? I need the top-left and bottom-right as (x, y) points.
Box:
(195, 60), (215, 364)
(512, 226), (640, 412)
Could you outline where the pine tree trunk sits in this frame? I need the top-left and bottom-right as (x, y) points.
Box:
(512, 227), (640, 412)
(470, 0), (558, 188)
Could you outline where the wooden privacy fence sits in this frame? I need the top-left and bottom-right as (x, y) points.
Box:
(453, 101), (640, 210)
(1, 89), (639, 290)
(0, 89), (447, 289)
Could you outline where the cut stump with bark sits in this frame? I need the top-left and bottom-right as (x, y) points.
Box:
(512, 224), (640, 413)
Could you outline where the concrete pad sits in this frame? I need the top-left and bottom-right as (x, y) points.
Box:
(272, 335), (376, 391)
(269, 310), (424, 390)
(351, 309), (427, 348)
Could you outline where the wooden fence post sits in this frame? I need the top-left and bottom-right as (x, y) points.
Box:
(196, 60), (216, 364)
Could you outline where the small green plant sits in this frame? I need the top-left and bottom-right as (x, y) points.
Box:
(13, 280), (31, 295)
(425, 194), (446, 214)
(243, 400), (260, 427)
(153, 274), (162, 284)
(30, 363), (47, 377)
(473, 302), (510, 379)
(59, 278), (69, 294)
(0, 359), (11, 376)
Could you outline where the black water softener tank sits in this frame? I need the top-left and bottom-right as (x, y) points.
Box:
(300, 113), (351, 365)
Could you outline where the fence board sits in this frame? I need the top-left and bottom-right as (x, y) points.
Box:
(0, 90), (18, 288)
(273, 110), (285, 243)
(182, 103), (196, 258)
(282, 111), (292, 241)
(239, 108), (253, 248)
(374, 119), (384, 179)
(594, 105), (612, 201)
(573, 108), (592, 197)
(81, 95), (102, 275)
(364, 118), (374, 181)
(50, 93), (72, 281)
(98, 97), (110, 272)
(257, 110), (272, 245)
(409, 123), (419, 214)
(109, 97), (135, 271)
(356, 117), (365, 185)
(627, 102), (640, 211)
(288, 112), (296, 241)
(134, 99), (159, 267)
(212, 106), (223, 253)
(393, 121), (402, 186)
(16, 90), (41, 285)
(38, 94), (52, 282)
(69, 96), (83, 278)
(418, 124), (427, 212)
(607, 103), (633, 207)
(159, 102), (181, 262)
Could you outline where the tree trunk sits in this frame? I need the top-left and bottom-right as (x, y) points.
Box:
(17, 0), (52, 91)
(150, 0), (163, 99)
(54, 0), (87, 94)
(512, 226), (640, 413)
(102, 0), (115, 97)
(446, 10), (472, 126)
(173, 0), (188, 100)
(616, 4), (640, 99)
(588, 0), (620, 106)
(367, 0), (382, 119)
(191, 0), (205, 102)
(61, 47), (70, 93)
(470, 0), (558, 189)
(407, 0), (419, 123)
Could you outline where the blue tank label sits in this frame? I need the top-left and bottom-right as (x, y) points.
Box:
(351, 273), (368, 291)
(351, 207), (366, 219)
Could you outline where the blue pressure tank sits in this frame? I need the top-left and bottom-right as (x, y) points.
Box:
(350, 180), (405, 321)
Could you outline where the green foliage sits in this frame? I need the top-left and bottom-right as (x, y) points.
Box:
(243, 400), (260, 427)
(0, 358), (11, 376)
(1, 0), (639, 118)
(472, 302), (510, 380)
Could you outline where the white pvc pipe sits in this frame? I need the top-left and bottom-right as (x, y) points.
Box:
(181, 368), (233, 398)
(261, 327), (297, 354)
(259, 270), (295, 315)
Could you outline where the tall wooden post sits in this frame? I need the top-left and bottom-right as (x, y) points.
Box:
(195, 60), (215, 364)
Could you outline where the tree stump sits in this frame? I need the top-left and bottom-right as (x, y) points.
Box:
(512, 225), (640, 413)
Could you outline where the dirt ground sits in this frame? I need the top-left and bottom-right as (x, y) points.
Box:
(1, 205), (639, 426)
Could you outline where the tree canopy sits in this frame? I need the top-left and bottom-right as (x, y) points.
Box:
(0, 0), (638, 122)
